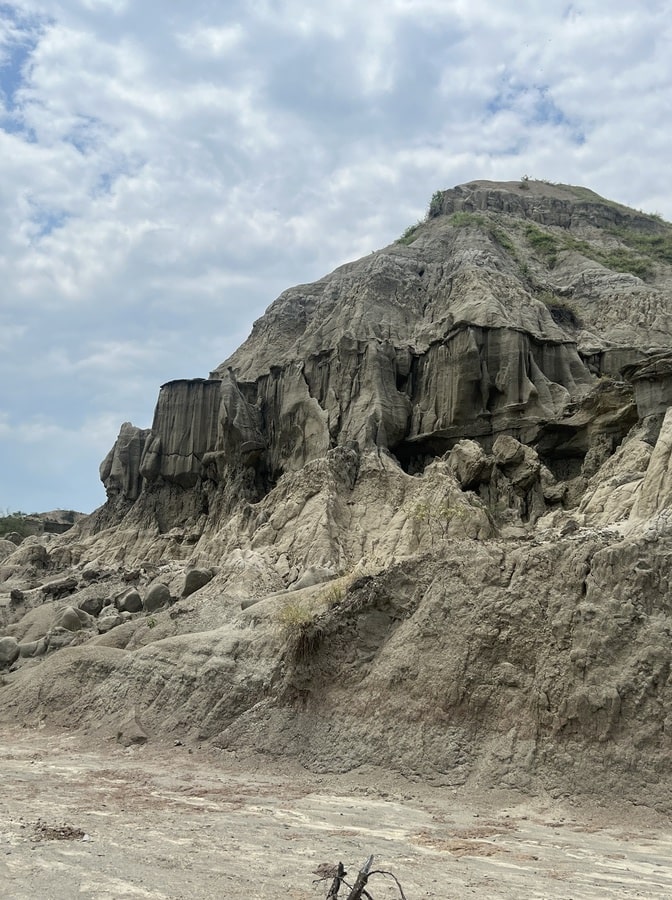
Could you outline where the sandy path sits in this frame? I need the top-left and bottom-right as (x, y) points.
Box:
(2, 726), (672, 899)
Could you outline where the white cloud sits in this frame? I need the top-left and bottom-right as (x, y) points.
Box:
(178, 23), (244, 57)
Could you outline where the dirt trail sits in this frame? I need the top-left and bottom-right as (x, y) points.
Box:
(2, 726), (672, 899)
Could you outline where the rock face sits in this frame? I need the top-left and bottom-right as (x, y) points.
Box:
(97, 180), (672, 512)
(4, 179), (672, 811)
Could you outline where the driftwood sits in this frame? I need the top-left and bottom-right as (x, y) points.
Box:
(345, 855), (374, 899)
(326, 862), (346, 898)
(319, 854), (407, 899)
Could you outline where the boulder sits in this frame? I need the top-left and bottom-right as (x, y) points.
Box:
(143, 582), (171, 612)
(492, 434), (526, 467)
(291, 566), (336, 591)
(0, 635), (19, 668)
(117, 589), (143, 613)
(181, 568), (214, 598)
(54, 606), (94, 632)
(77, 596), (106, 617)
(42, 575), (78, 600)
(97, 608), (124, 633)
(447, 440), (492, 489)
(0, 539), (18, 561)
(0, 541), (49, 578)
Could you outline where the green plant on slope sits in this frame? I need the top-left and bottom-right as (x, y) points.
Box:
(524, 223), (560, 268)
(538, 291), (583, 328)
(275, 597), (324, 662)
(411, 498), (467, 545)
(449, 211), (486, 229)
(0, 511), (33, 539)
(397, 221), (422, 245)
(428, 190), (444, 218)
(607, 226), (672, 265)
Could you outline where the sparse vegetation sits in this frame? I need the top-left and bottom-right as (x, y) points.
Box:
(0, 511), (33, 539)
(524, 223), (560, 268)
(428, 190), (444, 218)
(319, 581), (345, 607)
(275, 597), (324, 662)
(449, 211), (486, 229)
(397, 221), (423, 245)
(599, 249), (653, 280)
(607, 225), (672, 265)
(275, 597), (315, 632)
(411, 498), (467, 545)
(538, 292), (583, 328)
(490, 226), (516, 255)
(398, 181), (670, 282)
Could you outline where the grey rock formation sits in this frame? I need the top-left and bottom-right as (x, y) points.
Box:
(5, 180), (672, 812)
(81, 181), (672, 524)
(117, 589), (143, 614)
(97, 608), (124, 633)
(0, 539), (17, 562)
(0, 635), (19, 668)
(18, 636), (49, 658)
(143, 583), (171, 613)
(54, 606), (94, 632)
(140, 379), (221, 489)
(78, 596), (105, 617)
(100, 422), (151, 501)
(181, 568), (214, 598)
(631, 407), (672, 521)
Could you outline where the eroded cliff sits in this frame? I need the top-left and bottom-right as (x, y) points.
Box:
(3, 180), (672, 810)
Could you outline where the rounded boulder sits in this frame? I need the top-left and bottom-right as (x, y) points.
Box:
(117, 589), (143, 613)
(143, 582), (171, 613)
(181, 568), (213, 598)
(0, 635), (20, 668)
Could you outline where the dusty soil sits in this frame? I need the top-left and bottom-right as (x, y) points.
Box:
(2, 726), (672, 899)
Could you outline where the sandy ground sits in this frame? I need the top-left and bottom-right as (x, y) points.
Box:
(2, 726), (672, 899)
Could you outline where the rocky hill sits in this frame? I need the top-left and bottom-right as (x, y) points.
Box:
(3, 180), (672, 810)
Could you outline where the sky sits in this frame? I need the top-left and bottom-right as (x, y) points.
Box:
(1, 0), (671, 514)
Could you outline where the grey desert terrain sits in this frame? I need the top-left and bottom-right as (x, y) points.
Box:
(4, 726), (672, 898)
(4, 179), (672, 896)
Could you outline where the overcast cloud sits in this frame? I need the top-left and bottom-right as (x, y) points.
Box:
(1, 0), (671, 513)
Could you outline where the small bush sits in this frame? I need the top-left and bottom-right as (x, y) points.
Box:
(0, 512), (34, 539)
(428, 190), (444, 218)
(320, 582), (345, 607)
(600, 249), (653, 280)
(275, 598), (314, 632)
(397, 222), (422, 245)
(524, 224), (560, 267)
(275, 599), (324, 663)
(490, 226), (517, 255)
(450, 211), (486, 229)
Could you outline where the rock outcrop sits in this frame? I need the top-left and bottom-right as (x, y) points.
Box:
(4, 180), (672, 811)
